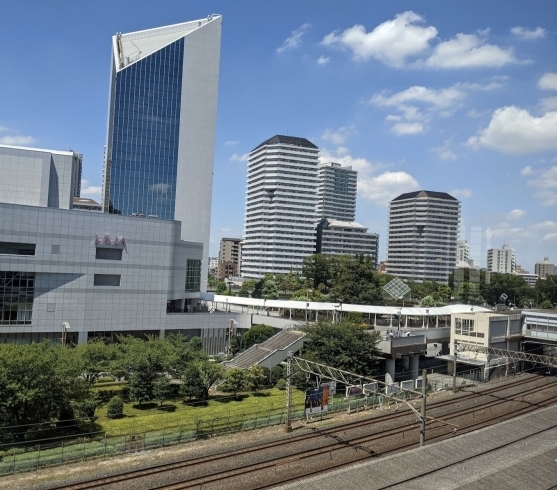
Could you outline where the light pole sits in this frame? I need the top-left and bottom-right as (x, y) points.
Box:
(425, 308), (429, 330)
(228, 319), (238, 355)
(61, 322), (70, 347)
(397, 308), (402, 334)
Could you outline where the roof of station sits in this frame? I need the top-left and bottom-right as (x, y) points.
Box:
(203, 294), (490, 317)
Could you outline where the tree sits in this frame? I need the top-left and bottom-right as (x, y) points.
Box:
(536, 276), (557, 305)
(243, 324), (276, 350)
(330, 255), (383, 305)
(302, 320), (380, 377)
(196, 361), (226, 400)
(261, 279), (279, 299)
(540, 299), (554, 309)
(224, 368), (245, 395)
(153, 376), (172, 406)
(245, 366), (267, 392)
(270, 365), (285, 386)
(420, 295), (436, 307)
(438, 285), (452, 303)
(129, 362), (156, 407)
(107, 396), (124, 419)
(238, 285), (251, 297)
(303, 254), (333, 291)
(73, 339), (115, 384)
(180, 364), (205, 401)
(0, 342), (94, 433)
(215, 280), (227, 294)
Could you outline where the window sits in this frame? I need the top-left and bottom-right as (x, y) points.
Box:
(94, 274), (121, 286)
(95, 248), (123, 260)
(0, 271), (34, 325)
(0, 242), (36, 256)
(185, 259), (201, 292)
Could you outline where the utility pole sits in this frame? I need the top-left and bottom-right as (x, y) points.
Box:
(420, 369), (427, 447)
(453, 340), (458, 394)
(285, 352), (293, 433)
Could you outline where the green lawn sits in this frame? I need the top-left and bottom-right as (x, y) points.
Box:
(93, 388), (306, 437)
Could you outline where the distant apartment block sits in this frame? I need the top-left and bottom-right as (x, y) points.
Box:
(535, 257), (555, 279)
(386, 190), (460, 283)
(218, 238), (241, 279)
(487, 244), (516, 274)
(317, 162), (357, 221)
(457, 239), (470, 264)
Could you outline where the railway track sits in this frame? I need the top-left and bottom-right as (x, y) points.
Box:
(47, 374), (557, 490)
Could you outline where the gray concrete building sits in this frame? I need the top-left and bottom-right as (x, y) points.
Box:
(0, 144), (82, 209)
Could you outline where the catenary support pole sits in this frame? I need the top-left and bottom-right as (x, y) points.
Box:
(285, 352), (293, 433)
(420, 369), (427, 447)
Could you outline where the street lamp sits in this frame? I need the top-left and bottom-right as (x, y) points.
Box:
(228, 319), (238, 355)
(61, 322), (70, 347)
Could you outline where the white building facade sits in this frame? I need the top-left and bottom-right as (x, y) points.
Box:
(487, 244), (516, 274)
(241, 136), (320, 278)
(387, 190), (460, 283)
(102, 16), (222, 292)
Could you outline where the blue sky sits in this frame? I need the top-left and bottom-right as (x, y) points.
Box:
(1, 1), (556, 272)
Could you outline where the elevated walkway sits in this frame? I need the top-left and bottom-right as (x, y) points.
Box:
(224, 329), (306, 370)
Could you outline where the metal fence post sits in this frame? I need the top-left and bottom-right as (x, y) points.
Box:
(420, 369), (427, 447)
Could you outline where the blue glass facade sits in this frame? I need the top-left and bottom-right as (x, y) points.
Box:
(107, 38), (184, 219)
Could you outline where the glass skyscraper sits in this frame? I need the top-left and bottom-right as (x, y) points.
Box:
(102, 16), (222, 291)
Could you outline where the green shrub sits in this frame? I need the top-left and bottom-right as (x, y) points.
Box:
(107, 396), (124, 419)
(275, 378), (287, 390)
(97, 377), (115, 383)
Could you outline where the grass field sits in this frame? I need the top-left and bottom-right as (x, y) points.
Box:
(93, 387), (307, 437)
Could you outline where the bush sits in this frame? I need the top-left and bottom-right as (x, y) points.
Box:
(275, 378), (287, 390)
(106, 396), (124, 419)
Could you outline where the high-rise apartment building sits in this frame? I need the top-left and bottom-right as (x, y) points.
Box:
(102, 16), (222, 290)
(241, 135), (320, 278)
(457, 240), (470, 264)
(218, 238), (241, 279)
(535, 257), (555, 279)
(486, 244), (516, 274)
(317, 162), (357, 221)
(386, 190), (460, 283)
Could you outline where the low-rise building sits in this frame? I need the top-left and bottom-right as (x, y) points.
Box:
(535, 257), (555, 279)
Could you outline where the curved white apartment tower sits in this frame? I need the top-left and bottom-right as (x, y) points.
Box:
(387, 190), (460, 284)
(241, 136), (319, 278)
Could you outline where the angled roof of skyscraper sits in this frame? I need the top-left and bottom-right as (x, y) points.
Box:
(252, 135), (318, 151)
(392, 190), (458, 201)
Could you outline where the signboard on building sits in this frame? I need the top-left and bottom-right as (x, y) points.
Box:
(345, 385), (363, 398)
(305, 385), (330, 415)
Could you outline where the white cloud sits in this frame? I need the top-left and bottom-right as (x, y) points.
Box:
(466, 109), (485, 118)
(424, 31), (517, 68)
(520, 165), (533, 176)
(391, 122), (424, 135)
(530, 220), (557, 232)
(538, 73), (557, 91)
(322, 11), (437, 67)
(485, 226), (531, 240)
(81, 179), (102, 196)
(528, 166), (557, 206)
(511, 26), (546, 39)
(224, 140), (239, 146)
(0, 126), (8, 132)
(542, 233), (557, 243)
(430, 139), (457, 161)
(507, 209), (526, 220)
(450, 188), (473, 198)
(467, 106), (557, 154)
(319, 146), (383, 175)
(277, 23), (311, 54)
(540, 96), (557, 112)
(317, 55), (330, 65)
(371, 85), (465, 109)
(321, 126), (356, 145)
(221, 227), (230, 233)
(230, 153), (248, 162)
(358, 171), (420, 205)
(0, 135), (36, 145)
